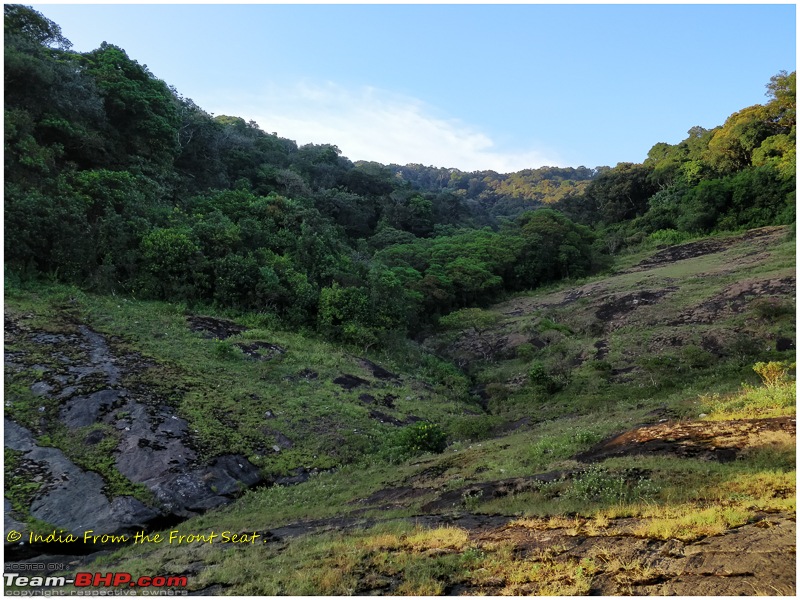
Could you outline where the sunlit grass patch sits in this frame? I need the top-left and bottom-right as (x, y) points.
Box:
(183, 520), (599, 595)
(403, 526), (470, 552)
(700, 379), (795, 420)
(710, 470), (796, 512)
(632, 505), (752, 541)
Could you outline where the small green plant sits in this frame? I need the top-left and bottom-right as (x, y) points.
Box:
(536, 318), (572, 335)
(5, 450), (41, 517)
(680, 345), (716, 370)
(213, 339), (240, 360)
(565, 466), (659, 505)
(462, 489), (484, 510)
(700, 379), (795, 420)
(647, 229), (691, 247)
(589, 360), (612, 373)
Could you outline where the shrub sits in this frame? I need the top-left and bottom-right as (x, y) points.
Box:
(589, 360), (612, 373)
(529, 361), (568, 394)
(753, 361), (795, 388)
(515, 343), (537, 361)
(396, 422), (447, 456)
(680, 345), (716, 370)
(750, 298), (794, 320)
(213, 339), (240, 360)
(448, 416), (499, 443)
(565, 466), (659, 505)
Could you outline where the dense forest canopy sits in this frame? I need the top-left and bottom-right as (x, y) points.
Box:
(4, 5), (795, 348)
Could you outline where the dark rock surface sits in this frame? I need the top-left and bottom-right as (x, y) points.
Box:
(4, 316), (265, 545)
(5, 419), (159, 543)
(186, 315), (247, 339)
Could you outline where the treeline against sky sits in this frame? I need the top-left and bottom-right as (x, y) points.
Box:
(5, 5), (795, 347)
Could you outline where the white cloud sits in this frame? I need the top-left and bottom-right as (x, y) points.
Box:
(206, 81), (564, 173)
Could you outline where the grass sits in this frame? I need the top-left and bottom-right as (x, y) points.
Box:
(4, 281), (479, 479)
(699, 380), (795, 420)
(115, 521), (596, 596)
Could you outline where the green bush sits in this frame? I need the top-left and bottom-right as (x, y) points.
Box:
(528, 361), (567, 394)
(680, 345), (717, 370)
(589, 360), (612, 373)
(515, 342), (537, 361)
(396, 422), (448, 456)
(448, 416), (499, 443)
(753, 360), (795, 388)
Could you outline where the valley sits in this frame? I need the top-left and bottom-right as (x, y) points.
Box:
(4, 226), (795, 595)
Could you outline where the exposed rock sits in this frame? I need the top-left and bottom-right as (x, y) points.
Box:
(30, 382), (53, 397)
(356, 357), (399, 380)
(333, 374), (370, 389)
(186, 315), (247, 339)
(594, 288), (677, 324)
(671, 276), (796, 326)
(272, 466), (327, 486)
(4, 419), (159, 541)
(421, 470), (572, 512)
(369, 410), (403, 426)
(4, 320), (266, 542)
(625, 227), (785, 273)
(234, 341), (285, 360)
(262, 428), (293, 449)
(113, 401), (262, 516)
(575, 416), (796, 463)
(594, 339), (609, 360)
(284, 368), (318, 382)
(60, 389), (126, 429)
(4, 498), (27, 540)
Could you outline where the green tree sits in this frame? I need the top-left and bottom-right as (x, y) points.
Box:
(140, 227), (203, 298)
(514, 209), (595, 285)
(81, 42), (181, 174)
(765, 70), (796, 130)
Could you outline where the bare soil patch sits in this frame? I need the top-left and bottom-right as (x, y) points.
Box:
(333, 373), (370, 389)
(420, 470), (572, 512)
(356, 357), (400, 380)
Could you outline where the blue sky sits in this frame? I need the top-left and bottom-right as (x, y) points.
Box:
(32, 4), (796, 173)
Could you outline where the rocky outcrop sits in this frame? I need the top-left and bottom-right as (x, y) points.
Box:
(5, 418), (158, 541)
(4, 316), (264, 546)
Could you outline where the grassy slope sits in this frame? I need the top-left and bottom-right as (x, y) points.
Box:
(4, 285), (478, 481)
(5, 226), (796, 595)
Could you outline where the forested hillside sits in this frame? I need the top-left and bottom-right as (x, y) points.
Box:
(5, 4), (795, 351)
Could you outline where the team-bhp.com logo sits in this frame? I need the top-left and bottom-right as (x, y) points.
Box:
(4, 572), (188, 594)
